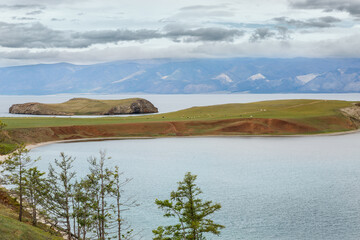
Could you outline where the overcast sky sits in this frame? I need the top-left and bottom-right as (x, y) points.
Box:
(0, 0), (359, 66)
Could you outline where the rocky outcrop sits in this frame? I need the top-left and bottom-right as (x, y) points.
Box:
(9, 98), (158, 116)
(341, 104), (360, 127)
(341, 104), (360, 119)
(104, 99), (158, 115)
(9, 103), (71, 115)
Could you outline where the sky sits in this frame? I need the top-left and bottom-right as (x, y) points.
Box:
(0, 0), (359, 66)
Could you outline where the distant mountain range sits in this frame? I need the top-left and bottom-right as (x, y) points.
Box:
(1, 58), (360, 94)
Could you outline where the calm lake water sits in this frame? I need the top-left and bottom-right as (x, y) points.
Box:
(29, 133), (360, 240)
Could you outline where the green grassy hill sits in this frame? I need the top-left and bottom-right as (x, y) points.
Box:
(1, 99), (358, 129)
(0, 214), (62, 240)
(46, 98), (144, 115)
(0, 188), (62, 240)
(9, 97), (158, 116)
(0, 99), (359, 152)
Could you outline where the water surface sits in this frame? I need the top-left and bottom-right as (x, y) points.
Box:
(29, 133), (360, 239)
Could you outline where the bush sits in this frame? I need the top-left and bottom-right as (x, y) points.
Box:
(0, 143), (17, 155)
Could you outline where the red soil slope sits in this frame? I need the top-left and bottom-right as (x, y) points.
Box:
(7, 116), (357, 145)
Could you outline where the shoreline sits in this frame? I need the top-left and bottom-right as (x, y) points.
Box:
(1, 128), (359, 162)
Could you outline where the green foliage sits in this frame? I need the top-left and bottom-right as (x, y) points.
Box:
(23, 167), (46, 226)
(72, 178), (97, 239)
(0, 120), (6, 130)
(0, 143), (17, 155)
(45, 153), (76, 239)
(1, 150), (137, 239)
(111, 165), (137, 240)
(153, 172), (224, 240)
(0, 144), (38, 222)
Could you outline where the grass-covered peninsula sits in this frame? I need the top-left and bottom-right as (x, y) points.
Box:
(1, 99), (360, 154)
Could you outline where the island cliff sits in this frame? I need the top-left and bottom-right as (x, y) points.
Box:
(9, 98), (158, 116)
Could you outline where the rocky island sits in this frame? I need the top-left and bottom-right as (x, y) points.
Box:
(9, 98), (158, 115)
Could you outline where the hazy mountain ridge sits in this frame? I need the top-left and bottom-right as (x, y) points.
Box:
(1, 58), (360, 94)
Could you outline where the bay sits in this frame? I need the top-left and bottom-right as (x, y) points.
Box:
(29, 133), (360, 240)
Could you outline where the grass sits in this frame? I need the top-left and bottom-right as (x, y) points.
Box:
(0, 188), (62, 240)
(0, 214), (62, 240)
(1, 99), (356, 129)
(21, 97), (146, 115)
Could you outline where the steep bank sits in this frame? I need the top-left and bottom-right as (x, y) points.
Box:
(9, 98), (158, 116)
(5, 116), (358, 146)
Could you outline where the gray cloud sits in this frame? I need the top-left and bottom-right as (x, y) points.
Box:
(0, 21), (244, 49)
(51, 18), (66, 21)
(2, 33), (360, 66)
(274, 16), (341, 28)
(161, 3), (235, 23)
(0, 4), (45, 9)
(289, 0), (360, 17)
(0, 22), (70, 48)
(75, 29), (162, 44)
(164, 24), (244, 42)
(250, 27), (292, 42)
(12, 17), (37, 21)
(180, 4), (228, 11)
(193, 33), (360, 58)
(250, 28), (276, 42)
(276, 26), (291, 40)
(26, 10), (43, 15)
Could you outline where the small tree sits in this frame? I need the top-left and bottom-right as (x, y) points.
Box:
(88, 150), (115, 240)
(46, 152), (76, 240)
(23, 167), (46, 226)
(72, 178), (97, 239)
(0, 144), (37, 222)
(153, 172), (224, 240)
(111, 166), (137, 240)
(87, 151), (137, 240)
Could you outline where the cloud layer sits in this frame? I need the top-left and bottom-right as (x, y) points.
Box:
(289, 0), (360, 17)
(0, 21), (244, 49)
(0, 0), (358, 66)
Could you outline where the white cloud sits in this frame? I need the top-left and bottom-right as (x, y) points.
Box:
(0, 0), (358, 66)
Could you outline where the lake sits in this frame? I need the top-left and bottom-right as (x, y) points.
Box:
(4, 93), (360, 239)
(29, 133), (360, 240)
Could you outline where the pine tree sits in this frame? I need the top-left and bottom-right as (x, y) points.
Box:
(72, 178), (97, 239)
(87, 151), (137, 240)
(23, 167), (46, 226)
(0, 144), (38, 222)
(153, 172), (224, 240)
(87, 150), (115, 240)
(46, 152), (76, 240)
(111, 166), (137, 240)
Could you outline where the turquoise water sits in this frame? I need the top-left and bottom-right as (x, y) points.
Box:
(29, 133), (360, 239)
